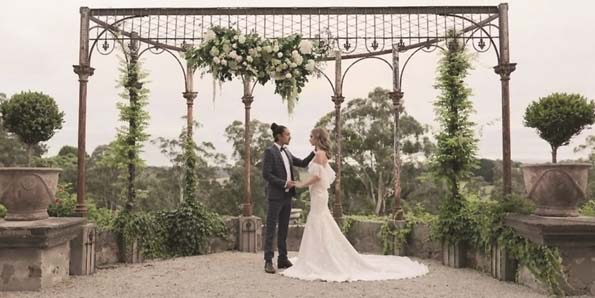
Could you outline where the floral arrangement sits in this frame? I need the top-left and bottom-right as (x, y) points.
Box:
(185, 26), (328, 112)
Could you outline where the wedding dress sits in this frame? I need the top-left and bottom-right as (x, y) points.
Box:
(279, 161), (429, 282)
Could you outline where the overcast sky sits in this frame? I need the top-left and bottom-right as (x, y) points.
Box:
(1, 0), (594, 166)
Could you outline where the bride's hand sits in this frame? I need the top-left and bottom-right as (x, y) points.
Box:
(295, 181), (305, 188)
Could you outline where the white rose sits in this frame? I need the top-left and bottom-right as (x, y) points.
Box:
(290, 63), (297, 68)
(294, 55), (304, 65)
(264, 46), (272, 53)
(277, 52), (283, 58)
(229, 51), (238, 59)
(256, 46), (262, 52)
(235, 55), (243, 63)
(299, 40), (313, 54)
(221, 59), (227, 66)
(246, 56), (253, 63)
(238, 35), (246, 44)
(213, 57), (221, 64)
(203, 30), (216, 41)
(222, 44), (232, 54)
(273, 45), (280, 52)
(305, 59), (315, 71)
(233, 35), (238, 40)
(210, 47), (220, 57)
(285, 73), (292, 79)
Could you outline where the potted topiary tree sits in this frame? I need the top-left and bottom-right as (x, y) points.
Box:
(522, 92), (595, 216)
(0, 91), (64, 221)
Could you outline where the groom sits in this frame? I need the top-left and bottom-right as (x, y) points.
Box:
(261, 123), (315, 274)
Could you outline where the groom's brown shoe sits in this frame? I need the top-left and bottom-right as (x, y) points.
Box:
(265, 261), (276, 274)
(277, 259), (293, 269)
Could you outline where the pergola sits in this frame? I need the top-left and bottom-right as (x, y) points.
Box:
(74, 4), (515, 221)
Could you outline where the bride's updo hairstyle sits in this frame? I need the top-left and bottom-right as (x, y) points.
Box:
(311, 128), (332, 159)
(271, 122), (287, 142)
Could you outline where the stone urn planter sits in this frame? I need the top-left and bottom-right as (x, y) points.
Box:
(521, 163), (590, 217)
(0, 168), (62, 221)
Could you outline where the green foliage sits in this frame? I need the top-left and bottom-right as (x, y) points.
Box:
(524, 92), (595, 163)
(431, 32), (479, 246)
(47, 184), (78, 217)
(0, 204), (6, 218)
(0, 91), (64, 165)
(115, 46), (151, 211)
(499, 227), (565, 296)
(152, 120), (227, 211)
(114, 200), (227, 258)
(580, 200), (595, 216)
(36, 147), (79, 191)
(431, 32), (478, 202)
(211, 119), (273, 218)
(0, 93), (44, 166)
(183, 136), (198, 203)
(86, 143), (127, 210)
(341, 209), (437, 256)
(47, 184), (117, 230)
(431, 193), (566, 296)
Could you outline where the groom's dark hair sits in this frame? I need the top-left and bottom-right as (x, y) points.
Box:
(271, 122), (287, 142)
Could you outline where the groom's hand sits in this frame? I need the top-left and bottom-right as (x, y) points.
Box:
(286, 181), (296, 189)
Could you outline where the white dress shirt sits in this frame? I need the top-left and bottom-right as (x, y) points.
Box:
(274, 143), (292, 190)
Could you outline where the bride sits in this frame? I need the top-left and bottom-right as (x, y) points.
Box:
(279, 127), (429, 282)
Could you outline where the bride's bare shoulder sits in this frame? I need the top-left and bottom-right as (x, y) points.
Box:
(313, 150), (328, 165)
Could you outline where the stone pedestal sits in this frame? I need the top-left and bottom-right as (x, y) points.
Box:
(490, 244), (517, 281)
(0, 217), (85, 291)
(442, 240), (466, 268)
(505, 214), (595, 296)
(70, 223), (96, 275)
(238, 216), (262, 253)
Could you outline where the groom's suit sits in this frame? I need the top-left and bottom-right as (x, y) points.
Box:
(262, 143), (315, 262)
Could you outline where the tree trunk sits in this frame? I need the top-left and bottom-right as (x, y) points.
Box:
(375, 172), (384, 215)
(551, 146), (558, 163)
(27, 145), (32, 166)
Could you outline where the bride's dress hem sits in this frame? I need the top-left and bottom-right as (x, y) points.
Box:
(278, 161), (429, 282)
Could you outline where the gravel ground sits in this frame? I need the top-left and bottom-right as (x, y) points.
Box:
(1, 252), (589, 298)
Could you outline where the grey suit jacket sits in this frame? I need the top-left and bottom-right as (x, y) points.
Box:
(262, 144), (315, 201)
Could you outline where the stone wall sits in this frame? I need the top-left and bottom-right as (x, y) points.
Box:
(94, 217), (239, 266)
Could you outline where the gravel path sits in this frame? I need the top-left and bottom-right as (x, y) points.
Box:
(2, 252), (588, 298)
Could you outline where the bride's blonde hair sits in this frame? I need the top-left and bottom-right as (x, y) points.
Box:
(311, 128), (332, 159)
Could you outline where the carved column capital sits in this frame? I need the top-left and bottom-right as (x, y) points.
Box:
(73, 65), (95, 82)
(183, 91), (198, 105)
(494, 63), (517, 81)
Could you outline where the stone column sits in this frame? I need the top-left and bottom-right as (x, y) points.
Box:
(238, 77), (261, 253)
(241, 77), (254, 217)
(390, 46), (404, 220)
(332, 51), (344, 220)
(495, 3), (516, 197)
(73, 7), (94, 217)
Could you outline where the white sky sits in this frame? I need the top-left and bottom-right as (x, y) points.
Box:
(1, 0), (594, 166)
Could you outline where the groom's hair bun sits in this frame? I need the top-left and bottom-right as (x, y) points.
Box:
(271, 122), (287, 141)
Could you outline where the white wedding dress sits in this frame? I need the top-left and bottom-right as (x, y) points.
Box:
(280, 161), (429, 282)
